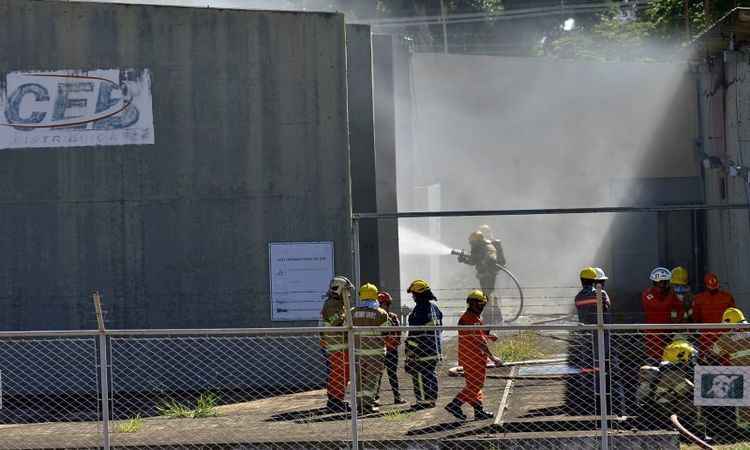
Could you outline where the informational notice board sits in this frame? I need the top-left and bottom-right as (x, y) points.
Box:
(694, 365), (750, 406)
(269, 241), (334, 321)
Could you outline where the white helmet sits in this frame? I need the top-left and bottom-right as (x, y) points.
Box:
(650, 267), (672, 282)
(328, 276), (353, 297)
(593, 267), (608, 281)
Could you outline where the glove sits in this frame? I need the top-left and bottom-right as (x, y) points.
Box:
(457, 254), (469, 263)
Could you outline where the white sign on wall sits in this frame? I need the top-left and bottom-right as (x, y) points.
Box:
(0, 68), (154, 149)
(269, 241), (334, 321)
(694, 366), (750, 406)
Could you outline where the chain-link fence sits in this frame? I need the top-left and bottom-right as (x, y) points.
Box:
(4, 322), (750, 449)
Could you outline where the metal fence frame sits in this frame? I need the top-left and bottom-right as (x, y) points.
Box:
(2, 320), (750, 449)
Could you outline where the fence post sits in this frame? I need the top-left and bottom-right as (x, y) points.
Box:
(348, 326), (359, 450)
(93, 291), (111, 450)
(595, 284), (609, 450)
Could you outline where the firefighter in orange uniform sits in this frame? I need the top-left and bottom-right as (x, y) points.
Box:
(694, 272), (736, 364)
(320, 276), (353, 412)
(444, 290), (502, 421)
(642, 267), (684, 361)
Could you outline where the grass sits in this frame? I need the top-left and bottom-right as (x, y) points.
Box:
(489, 331), (551, 363)
(157, 392), (219, 419)
(382, 408), (414, 422)
(114, 415), (143, 433)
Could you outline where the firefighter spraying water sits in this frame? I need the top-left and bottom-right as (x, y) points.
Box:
(451, 225), (524, 323)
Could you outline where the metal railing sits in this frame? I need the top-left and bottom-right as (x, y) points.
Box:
(3, 317), (750, 449)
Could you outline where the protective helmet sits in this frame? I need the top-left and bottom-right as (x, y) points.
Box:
(580, 267), (597, 281)
(377, 291), (392, 306)
(467, 289), (487, 304)
(468, 231), (484, 243)
(723, 307), (747, 324)
(478, 224), (493, 237)
(650, 267), (672, 282)
(671, 266), (688, 286)
(593, 267), (608, 281)
(705, 272), (720, 290)
(359, 283), (379, 301)
(662, 340), (695, 364)
(407, 279), (431, 294)
(328, 276), (352, 297)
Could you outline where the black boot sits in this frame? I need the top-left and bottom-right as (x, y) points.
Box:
(393, 392), (406, 405)
(444, 399), (467, 421)
(474, 404), (494, 421)
(326, 398), (350, 413)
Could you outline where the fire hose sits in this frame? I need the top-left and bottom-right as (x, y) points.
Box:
(670, 414), (714, 449)
(451, 249), (525, 323)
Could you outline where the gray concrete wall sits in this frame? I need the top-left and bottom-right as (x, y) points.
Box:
(398, 53), (699, 322)
(0, 0), (351, 330)
(698, 50), (750, 311)
(373, 34), (402, 309)
(346, 24), (381, 290)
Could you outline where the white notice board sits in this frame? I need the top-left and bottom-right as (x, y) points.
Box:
(269, 241), (334, 321)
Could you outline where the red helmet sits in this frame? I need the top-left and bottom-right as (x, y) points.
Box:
(705, 272), (719, 290)
(377, 292), (392, 306)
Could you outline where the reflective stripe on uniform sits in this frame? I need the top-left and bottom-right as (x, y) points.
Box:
(356, 348), (385, 356)
(417, 355), (440, 362)
(731, 349), (750, 360)
(416, 373), (425, 400)
(326, 344), (347, 352)
(407, 341), (418, 347)
(575, 299), (597, 306)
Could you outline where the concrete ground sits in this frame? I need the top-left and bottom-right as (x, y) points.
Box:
(0, 367), (678, 449)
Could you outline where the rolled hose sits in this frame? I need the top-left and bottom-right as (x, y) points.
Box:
(496, 264), (524, 323)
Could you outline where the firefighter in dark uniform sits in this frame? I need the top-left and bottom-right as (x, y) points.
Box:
(566, 267), (625, 416)
(405, 279), (443, 410)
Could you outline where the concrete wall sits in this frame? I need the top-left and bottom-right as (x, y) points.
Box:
(0, 0), (352, 330)
(397, 53), (699, 322)
(373, 35), (402, 309)
(346, 24), (381, 290)
(698, 50), (750, 311)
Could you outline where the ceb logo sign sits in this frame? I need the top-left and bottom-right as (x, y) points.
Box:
(0, 68), (154, 149)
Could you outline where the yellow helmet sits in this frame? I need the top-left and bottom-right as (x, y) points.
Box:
(671, 266), (688, 286)
(580, 267), (597, 281)
(467, 289), (487, 304)
(662, 340), (695, 364)
(723, 307), (747, 324)
(407, 279), (430, 294)
(359, 283), (378, 301)
(469, 231), (484, 243)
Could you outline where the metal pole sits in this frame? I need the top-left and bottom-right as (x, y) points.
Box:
(348, 326), (359, 449)
(352, 219), (361, 299)
(440, 0), (448, 54)
(595, 284), (609, 450)
(93, 291), (110, 450)
(99, 334), (111, 450)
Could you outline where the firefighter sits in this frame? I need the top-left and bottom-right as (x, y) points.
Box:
(637, 338), (699, 429)
(320, 276), (353, 412)
(376, 291), (405, 405)
(709, 308), (749, 430)
(444, 290), (502, 421)
(671, 266), (694, 322)
(350, 283), (389, 415)
(405, 279), (443, 409)
(566, 267), (624, 416)
(456, 228), (505, 324)
(642, 267), (684, 361)
(694, 272), (736, 364)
